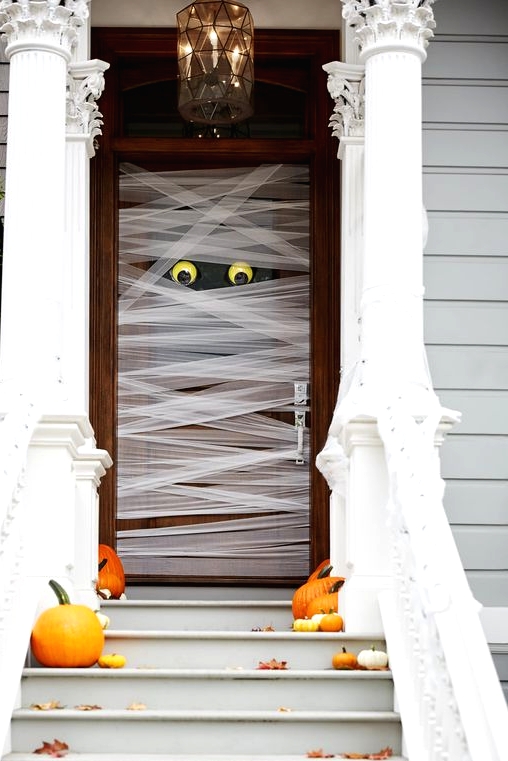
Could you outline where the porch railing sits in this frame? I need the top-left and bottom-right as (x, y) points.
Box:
(377, 401), (508, 761)
(0, 396), (41, 753)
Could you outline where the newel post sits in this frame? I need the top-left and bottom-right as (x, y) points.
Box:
(319, 0), (442, 632)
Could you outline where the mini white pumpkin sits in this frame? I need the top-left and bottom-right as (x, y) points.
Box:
(357, 645), (388, 669)
(95, 611), (110, 630)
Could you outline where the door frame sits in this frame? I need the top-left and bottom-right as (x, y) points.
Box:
(90, 27), (341, 586)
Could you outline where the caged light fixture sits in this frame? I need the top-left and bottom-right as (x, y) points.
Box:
(177, 0), (254, 126)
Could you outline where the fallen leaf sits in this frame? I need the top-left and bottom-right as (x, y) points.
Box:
(127, 702), (146, 710)
(341, 748), (393, 760)
(307, 750), (335, 758)
(30, 702), (64, 711)
(368, 749), (393, 760)
(277, 706), (292, 712)
(75, 704), (102, 711)
(257, 658), (288, 670)
(252, 625), (275, 631)
(33, 739), (69, 757)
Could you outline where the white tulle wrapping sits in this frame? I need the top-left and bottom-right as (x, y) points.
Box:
(116, 163), (311, 578)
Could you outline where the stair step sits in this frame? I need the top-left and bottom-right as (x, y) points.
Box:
(21, 667), (394, 712)
(10, 708), (402, 755)
(41, 631), (384, 671)
(8, 596), (398, 761)
(100, 600), (294, 631)
(4, 756), (407, 761)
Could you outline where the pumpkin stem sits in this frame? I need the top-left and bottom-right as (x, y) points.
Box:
(329, 579), (345, 592)
(317, 563), (333, 579)
(49, 579), (71, 606)
(98, 558), (108, 572)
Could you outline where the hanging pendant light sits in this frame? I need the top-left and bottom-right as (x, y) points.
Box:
(177, 0), (254, 125)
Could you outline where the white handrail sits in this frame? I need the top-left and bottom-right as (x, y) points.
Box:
(0, 396), (40, 754)
(378, 401), (508, 761)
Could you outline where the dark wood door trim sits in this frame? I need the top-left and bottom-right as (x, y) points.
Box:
(90, 27), (341, 584)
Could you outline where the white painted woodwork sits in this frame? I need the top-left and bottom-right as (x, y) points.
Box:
(90, 0), (342, 30)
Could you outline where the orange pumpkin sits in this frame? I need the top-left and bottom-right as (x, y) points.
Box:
(31, 580), (105, 668)
(318, 612), (344, 632)
(307, 559), (332, 581)
(97, 543), (125, 598)
(305, 579), (344, 618)
(292, 576), (345, 620)
(332, 647), (358, 670)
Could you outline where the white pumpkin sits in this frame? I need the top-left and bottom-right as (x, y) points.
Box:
(95, 611), (110, 630)
(357, 646), (388, 669)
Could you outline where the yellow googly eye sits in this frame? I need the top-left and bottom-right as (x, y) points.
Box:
(170, 260), (198, 286)
(228, 262), (253, 286)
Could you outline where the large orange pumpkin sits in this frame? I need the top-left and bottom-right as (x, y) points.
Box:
(97, 543), (125, 598)
(292, 576), (345, 620)
(305, 579), (344, 618)
(31, 580), (105, 668)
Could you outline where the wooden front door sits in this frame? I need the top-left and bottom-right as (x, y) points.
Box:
(90, 28), (340, 586)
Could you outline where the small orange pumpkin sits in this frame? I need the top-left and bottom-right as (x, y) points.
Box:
(293, 577), (345, 620)
(31, 580), (105, 668)
(318, 612), (344, 632)
(332, 647), (358, 670)
(97, 544), (125, 599)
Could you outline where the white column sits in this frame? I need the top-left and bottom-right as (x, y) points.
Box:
(65, 58), (109, 412)
(341, 0), (438, 412)
(319, 0), (440, 632)
(0, 0), (88, 408)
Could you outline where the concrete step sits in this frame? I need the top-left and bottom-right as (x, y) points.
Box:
(100, 599), (294, 632)
(10, 707), (402, 756)
(32, 630), (384, 671)
(20, 667), (395, 712)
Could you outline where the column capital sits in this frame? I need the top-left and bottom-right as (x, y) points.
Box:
(67, 59), (110, 157)
(323, 61), (365, 148)
(341, 0), (437, 62)
(0, 0), (90, 60)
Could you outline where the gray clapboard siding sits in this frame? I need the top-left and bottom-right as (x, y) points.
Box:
(423, 130), (508, 168)
(423, 85), (508, 125)
(445, 481), (508, 524)
(425, 302), (508, 345)
(424, 172), (508, 213)
(427, 346), (508, 390)
(424, 39), (508, 80)
(451, 525), (508, 570)
(437, 391), (508, 435)
(433, 0), (508, 36)
(439, 436), (508, 481)
(424, 257), (508, 301)
(426, 212), (508, 256)
(424, 0), (508, 607)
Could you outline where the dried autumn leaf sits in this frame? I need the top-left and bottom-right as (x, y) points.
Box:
(257, 658), (288, 670)
(368, 748), (393, 760)
(127, 702), (147, 710)
(33, 739), (69, 757)
(75, 704), (102, 711)
(30, 701), (64, 711)
(341, 748), (393, 760)
(277, 706), (292, 712)
(307, 750), (335, 758)
(252, 625), (275, 631)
